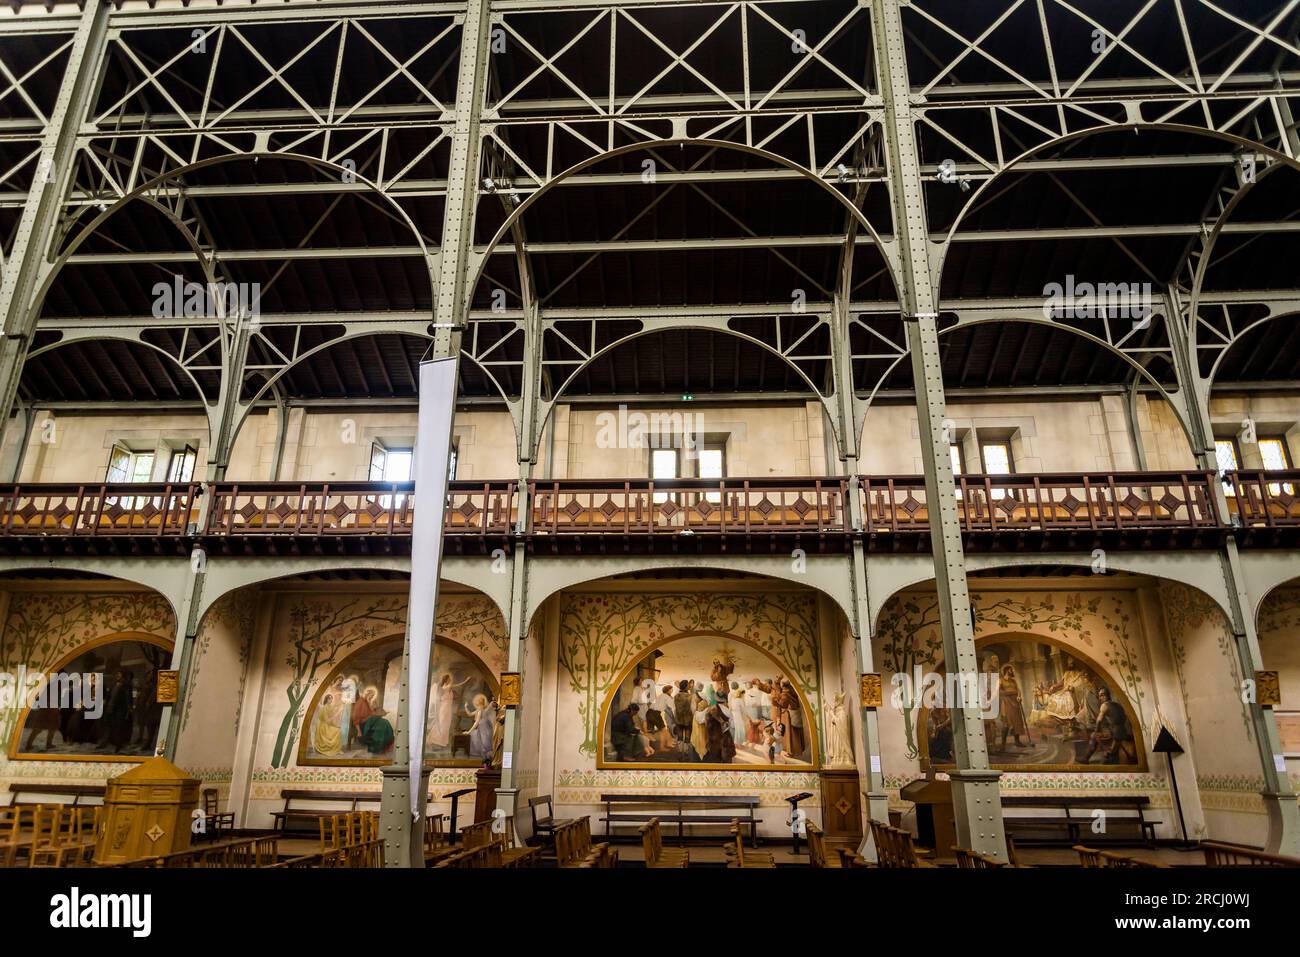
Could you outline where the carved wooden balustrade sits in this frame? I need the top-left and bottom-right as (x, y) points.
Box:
(0, 471), (1278, 555)
(204, 481), (515, 553)
(858, 471), (1226, 548)
(526, 477), (850, 549)
(0, 483), (199, 543)
(1226, 470), (1300, 540)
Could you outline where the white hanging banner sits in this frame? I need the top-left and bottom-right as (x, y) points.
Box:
(405, 357), (458, 821)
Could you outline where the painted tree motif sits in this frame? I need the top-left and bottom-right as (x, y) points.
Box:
(270, 598), (405, 768)
(1098, 597), (1149, 737)
(559, 594), (661, 756)
(1160, 583), (1253, 742)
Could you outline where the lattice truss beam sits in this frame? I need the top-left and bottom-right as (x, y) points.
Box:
(3, 0), (1300, 463)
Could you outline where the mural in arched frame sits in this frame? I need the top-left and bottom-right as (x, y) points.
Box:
(297, 633), (499, 768)
(596, 632), (820, 771)
(7, 631), (174, 763)
(917, 633), (1147, 772)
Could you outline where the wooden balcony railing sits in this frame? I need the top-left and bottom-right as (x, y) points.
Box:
(205, 481), (516, 537)
(4, 470), (1291, 554)
(860, 471), (1224, 534)
(1226, 470), (1300, 528)
(527, 477), (850, 537)
(0, 483), (200, 537)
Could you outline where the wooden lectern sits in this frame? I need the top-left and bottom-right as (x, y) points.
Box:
(899, 775), (956, 858)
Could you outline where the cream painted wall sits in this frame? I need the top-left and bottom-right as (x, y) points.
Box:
(11, 391), (1300, 483)
(561, 403), (815, 479)
(14, 412), (210, 483)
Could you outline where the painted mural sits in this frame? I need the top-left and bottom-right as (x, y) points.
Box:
(919, 636), (1146, 771)
(558, 590), (823, 779)
(599, 635), (816, 769)
(266, 590), (507, 770)
(0, 590), (176, 769)
(298, 635), (498, 767)
(9, 636), (173, 761)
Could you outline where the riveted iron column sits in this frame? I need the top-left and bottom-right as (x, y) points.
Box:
(870, 0), (1006, 861)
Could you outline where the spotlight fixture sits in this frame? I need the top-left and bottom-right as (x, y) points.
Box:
(836, 164), (851, 182)
(481, 177), (497, 193)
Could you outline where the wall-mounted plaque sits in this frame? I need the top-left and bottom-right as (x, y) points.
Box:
(499, 672), (521, 707)
(860, 673), (883, 709)
(156, 670), (180, 704)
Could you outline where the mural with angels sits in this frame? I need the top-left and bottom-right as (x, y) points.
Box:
(298, 635), (498, 767)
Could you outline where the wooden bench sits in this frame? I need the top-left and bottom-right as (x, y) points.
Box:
(4, 784), (105, 807)
(270, 790), (380, 836)
(600, 793), (761, 847)
(1002, 795), (1156, 846)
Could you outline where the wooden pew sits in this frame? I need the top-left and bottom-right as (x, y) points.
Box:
(270, 789), (379, 836)
(1002, 795), (1156, 846)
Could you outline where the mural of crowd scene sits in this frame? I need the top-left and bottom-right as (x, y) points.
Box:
(9, 637), (172, 760)
(299, 636), (498, 767)
(922, 637), (1146, 771)
(600, 637), (816, 769)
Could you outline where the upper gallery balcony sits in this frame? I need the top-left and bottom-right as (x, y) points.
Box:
(0, 470), (1293, 557)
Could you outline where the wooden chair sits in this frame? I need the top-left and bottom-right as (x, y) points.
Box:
(1, 805), (34, 867)
(527, 794), (572, 848)
(1099, 849), (1162, 868)
(871, 821), (933, 869)
(201, 788), (235, 840)
(423, 813), (457, 864)
(555, 817), (615, 868)
(318, 814), (344, 853)
(494, 816), (541, 868)
(461, 819), (493, 850)
(27, 806), (68, 868)
(724, 819), (775, 868)
(805, 821), (842, 868)
(954, 846), (1006, 869)
(640, 818), (688, 868)
(1074, 845), (1104, 867)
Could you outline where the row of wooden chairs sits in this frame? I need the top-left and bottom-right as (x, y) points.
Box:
(318, 810), (380, 852)
(806, 821), (867, 868)
(269, 839), (385, 869)
(870, 819), (935, 868)
(1074, 845), (1164, 868)
(1, 804), (102, 868)
(640, 818), (688, 868)
(953, 846), (1006, 868)
(724, 819), (775, 868)
(554, 816), (616, 868)
(117, 835), (281, 868)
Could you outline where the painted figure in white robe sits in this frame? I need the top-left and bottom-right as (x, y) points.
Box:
(427, 672), (472, 751)
(825, 691), (855, 767)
